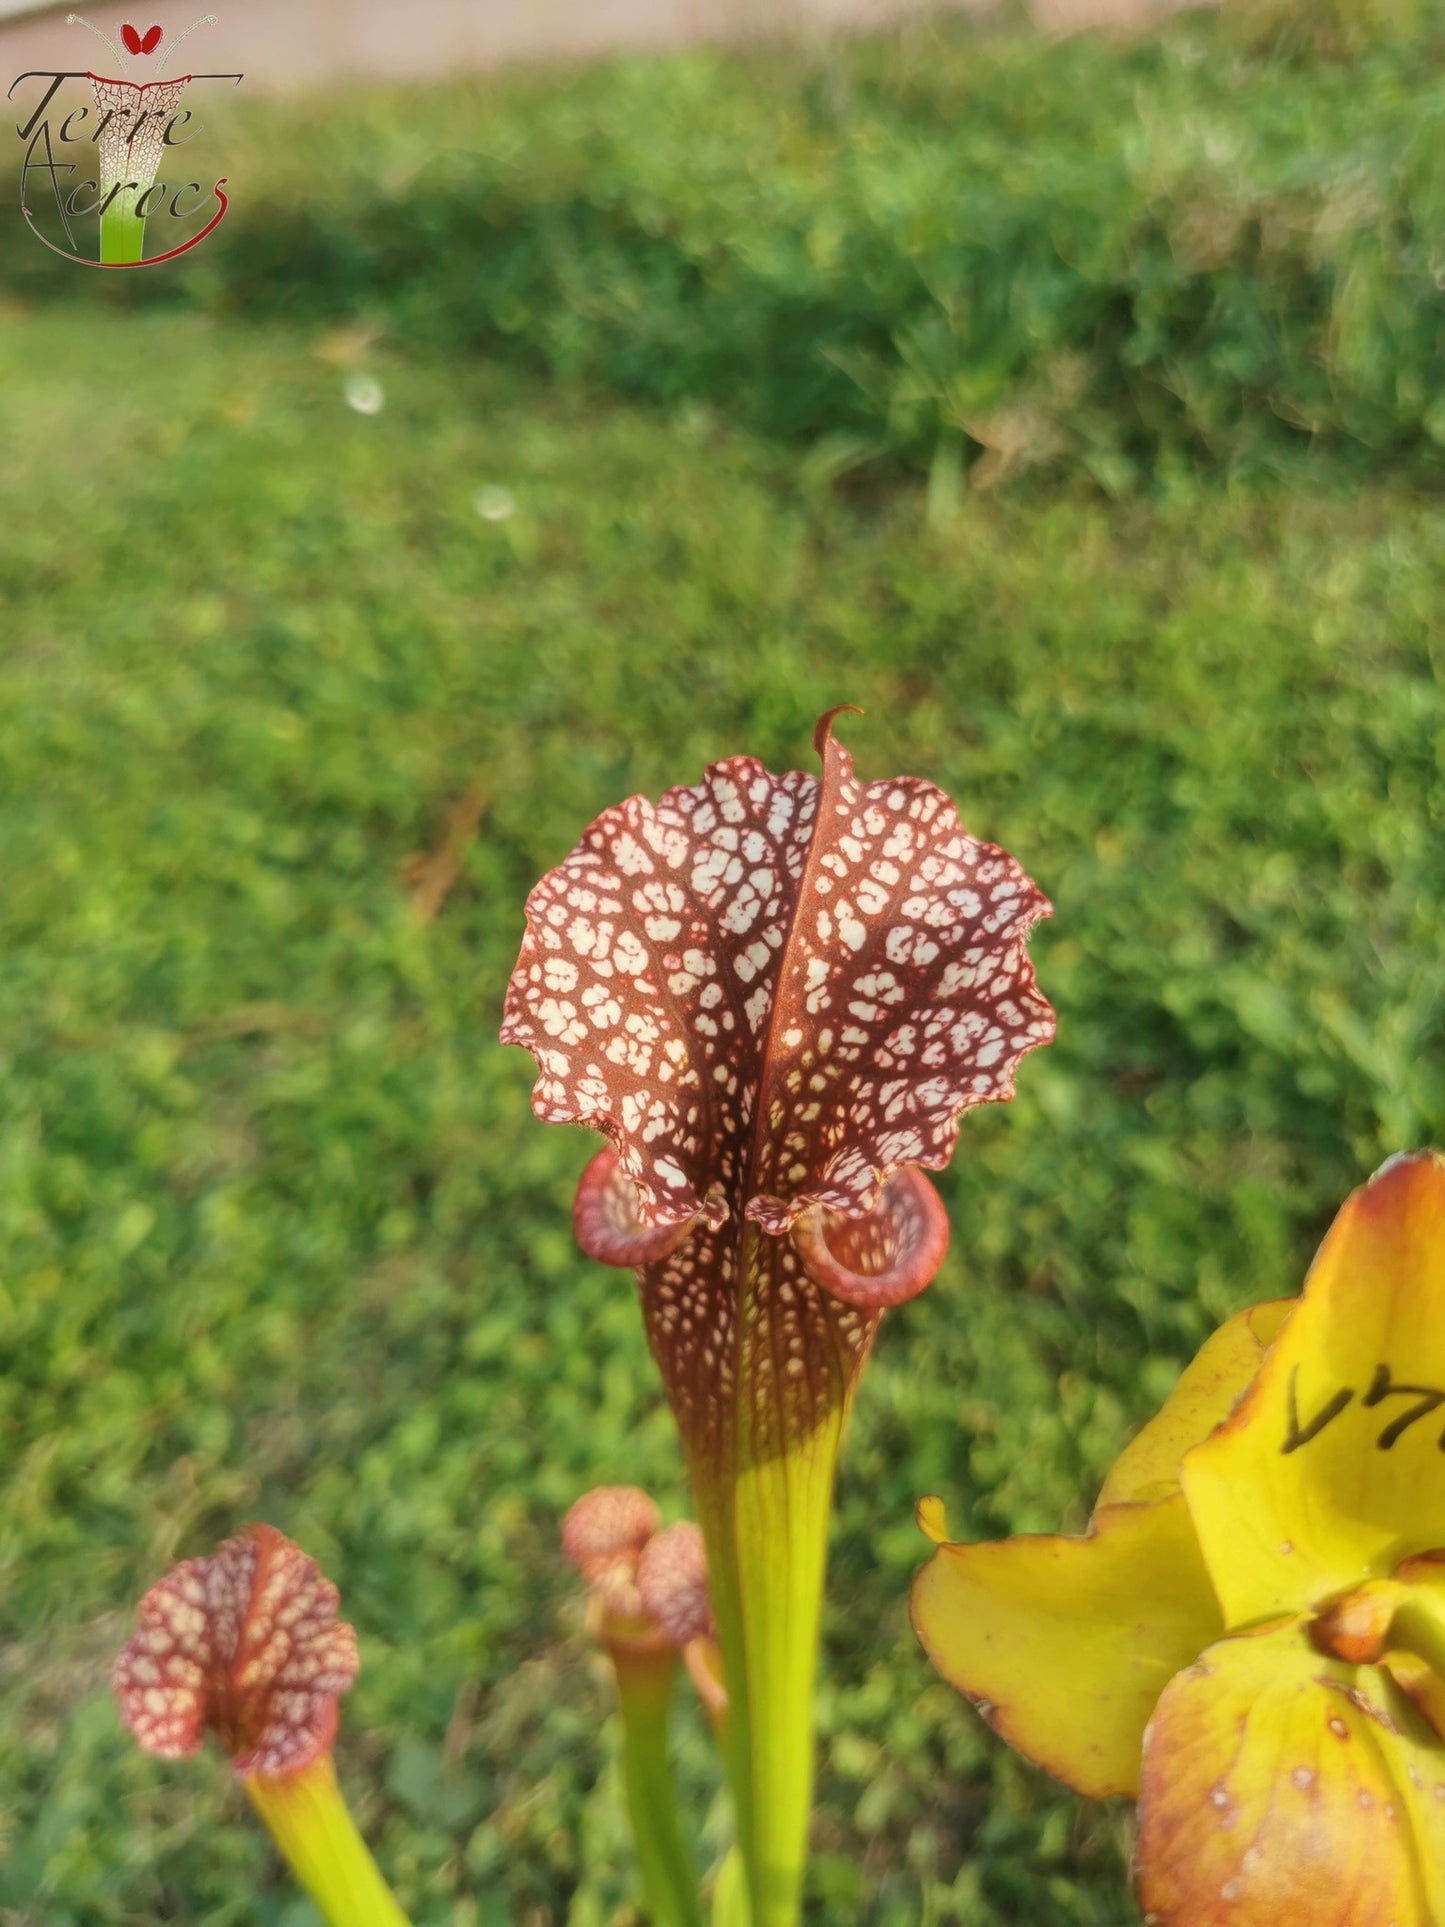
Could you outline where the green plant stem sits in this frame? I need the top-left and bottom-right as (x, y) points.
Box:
(699, 1417), (845, 1927)
(710, 1845), (752, 1927)
(611, 1644), (705, 1927)
(689, 1227), (859, 1927)
(245, 1754), (411, 1926)
(99, 189), (145, 266)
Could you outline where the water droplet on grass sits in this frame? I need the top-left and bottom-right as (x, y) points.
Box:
(344, 374), (385, 416)
(474, 485), (515, 522)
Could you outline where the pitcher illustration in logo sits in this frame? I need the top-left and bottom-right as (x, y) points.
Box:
(9, 13), (241, 267)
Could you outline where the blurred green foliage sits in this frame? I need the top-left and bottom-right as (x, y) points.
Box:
(4, 7), (1444, 489)
(2, 10), (1444, 1925)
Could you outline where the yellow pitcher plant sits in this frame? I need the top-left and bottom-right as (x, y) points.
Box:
(914, 1152), (1445, 1924)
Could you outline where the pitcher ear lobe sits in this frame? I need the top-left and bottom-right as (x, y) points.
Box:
(573, 1147), (701, 1269)
(792, 1166), (949, 1309)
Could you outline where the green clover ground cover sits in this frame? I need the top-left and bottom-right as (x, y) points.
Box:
(2, 17), (1444, 1925)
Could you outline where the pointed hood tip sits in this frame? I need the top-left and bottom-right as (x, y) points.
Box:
(812, 704), (865, 759)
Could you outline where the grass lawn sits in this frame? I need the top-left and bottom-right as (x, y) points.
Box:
(3, 215), (1444, 1924)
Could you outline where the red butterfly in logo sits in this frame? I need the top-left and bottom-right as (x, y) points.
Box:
(121, 23), (164, 53)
